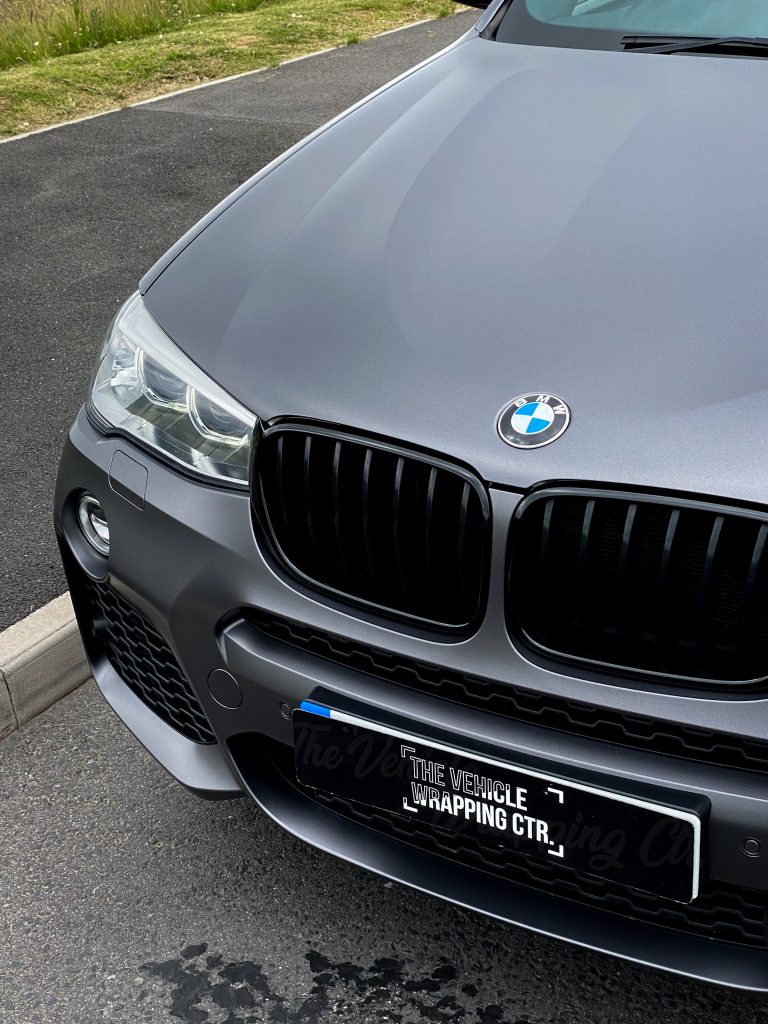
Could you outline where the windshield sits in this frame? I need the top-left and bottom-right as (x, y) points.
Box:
(495, 1), (768, 50)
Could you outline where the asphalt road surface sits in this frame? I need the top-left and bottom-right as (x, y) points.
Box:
(0, 12), (475, 631)
(3, 681), (768, 1024)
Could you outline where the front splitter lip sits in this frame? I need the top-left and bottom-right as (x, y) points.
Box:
(93, 650), (242, 797)
(230, 736), (768, 994)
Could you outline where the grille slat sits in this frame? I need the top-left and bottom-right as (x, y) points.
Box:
(737, 522), (768, 674)
(330, 440), (352, 589)
(361, 447), (383, 597)
(274, 434), (291, 541)
(696, 515), (725, 676)
(537, 497), (556, 644)
(511, 489), (768, 687)
(457, 480), (472, 603)
(655, 508), (680, 671)
(303, 436), (324, 582)
(424, 466), (441, 612)
(392, 456), (409, 602)
(85, 581), (215, 744)
(616, 502), (638, 662)
(575, 498), (596, 653)
(255, 426), (489, 630)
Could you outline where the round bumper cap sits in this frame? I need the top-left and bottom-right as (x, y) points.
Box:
(207, 669), (242, 709)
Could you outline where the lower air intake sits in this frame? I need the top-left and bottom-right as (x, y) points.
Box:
(85, 580), (215, 744)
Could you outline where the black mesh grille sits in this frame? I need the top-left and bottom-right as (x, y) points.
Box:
(254, 426), (490, 630)
(85, 581), (215, 744)
(510, 489), (768, 687)
(246, 611), (768, 775)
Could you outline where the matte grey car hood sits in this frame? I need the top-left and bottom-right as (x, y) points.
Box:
(142, 32), (768, 502)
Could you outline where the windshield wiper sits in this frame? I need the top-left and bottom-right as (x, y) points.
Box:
(622, 34), (768, 56)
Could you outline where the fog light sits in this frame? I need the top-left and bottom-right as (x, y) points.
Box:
(77, 494), (110, 556)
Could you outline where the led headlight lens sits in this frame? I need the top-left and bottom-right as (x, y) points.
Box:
(89, 293), (257, 485)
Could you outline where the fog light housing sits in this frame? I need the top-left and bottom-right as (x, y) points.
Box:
(77, 494), (110, 556)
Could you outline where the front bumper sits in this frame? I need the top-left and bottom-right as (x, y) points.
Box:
(56, 409), (768, 989)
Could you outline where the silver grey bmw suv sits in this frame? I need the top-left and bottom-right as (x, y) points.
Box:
(55, 0), (768, 990)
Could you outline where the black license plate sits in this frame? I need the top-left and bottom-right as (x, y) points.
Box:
(294, 703), (701, 903)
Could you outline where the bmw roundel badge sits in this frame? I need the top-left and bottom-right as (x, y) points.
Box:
(497, 393), (570, 449)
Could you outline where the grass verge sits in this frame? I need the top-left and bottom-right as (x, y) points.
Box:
(0, 0), (458, 138)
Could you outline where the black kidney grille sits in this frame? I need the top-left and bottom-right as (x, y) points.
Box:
(265, 741), (765, 949)
(255, 427), (489, 629)
(510, 490), (768, 687)
(85, 580), (215, 744)
(247, 610), (768, 776)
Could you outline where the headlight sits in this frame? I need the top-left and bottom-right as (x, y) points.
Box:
(89, 293), (257, 486)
